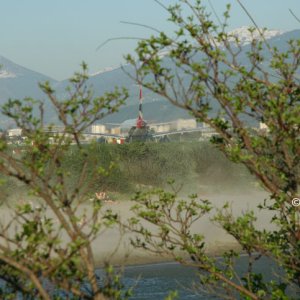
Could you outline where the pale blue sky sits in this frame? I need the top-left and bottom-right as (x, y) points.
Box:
(0, 0), (299, 80)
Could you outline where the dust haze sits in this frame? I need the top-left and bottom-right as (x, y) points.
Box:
(0, 143), (274, 267)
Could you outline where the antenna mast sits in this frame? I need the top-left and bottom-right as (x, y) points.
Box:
(136, 85), (145, 128)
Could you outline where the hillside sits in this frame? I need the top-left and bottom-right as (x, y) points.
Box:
(0, 55), (57, 102)
(0, 28), (299, 126)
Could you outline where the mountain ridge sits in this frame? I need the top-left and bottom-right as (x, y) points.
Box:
(0, 27), (298, 127)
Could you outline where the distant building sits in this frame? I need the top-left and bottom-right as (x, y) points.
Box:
(111, 127), (121, 135)
(174, 119), (197, 130)
(90, 124), (106, 134)
(43, 125), (65, 133)
(202, 122), (211, 129)
(151, 123), (171, 133)
(149, 118), (197, 133)
(7, 128), (22, 137)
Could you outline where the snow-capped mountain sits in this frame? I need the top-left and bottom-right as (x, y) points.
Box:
(90, 66), (118, 77)
(154, 26), (285, 59)
(228, 26), (284, 45)
(0, 55), (56, 82)
(0, 28), (298, 127)
(0, 55), (57, 126)
(0, 55), (43, 79)
(0, 55), (21, 78)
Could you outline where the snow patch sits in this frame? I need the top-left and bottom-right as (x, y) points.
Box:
(90, 66), (117, 76)
(228, 26), (284, 45)
(0, 70), (17, 79)
(139, 26), (285, 59)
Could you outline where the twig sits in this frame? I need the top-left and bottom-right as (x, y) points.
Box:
(96, 37), (146, 51)
(120, 21), (161, 33)
(289, 9), (300, 24)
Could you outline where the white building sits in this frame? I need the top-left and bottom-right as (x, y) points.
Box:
(7, 128), (22, 137)
(90, 124), (106, 134)
(149, 118), (197, 133)
(174, 119), (197, 130)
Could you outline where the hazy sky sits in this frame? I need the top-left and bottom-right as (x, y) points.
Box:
(0, 0), (299, 80)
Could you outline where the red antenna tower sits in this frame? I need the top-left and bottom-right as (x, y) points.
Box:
(136, 85), (145, 128)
